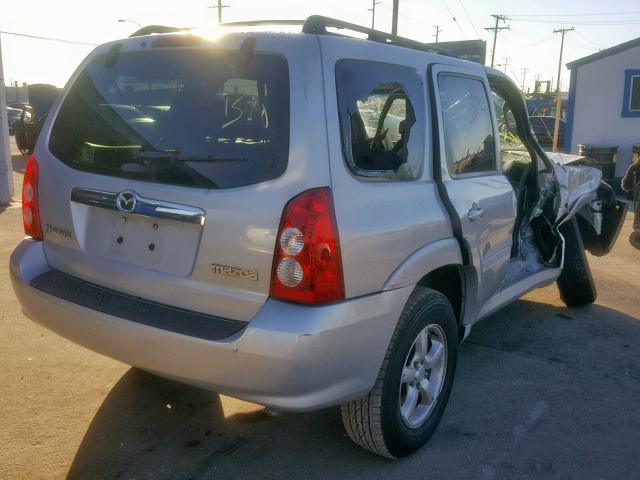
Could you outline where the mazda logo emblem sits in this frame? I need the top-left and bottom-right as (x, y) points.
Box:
(116, 191), (137, 213)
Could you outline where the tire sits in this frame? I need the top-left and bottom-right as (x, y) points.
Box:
(557, 217), (596, 307)
(341, 287), (458, 458)
(630, 230), (640, 250)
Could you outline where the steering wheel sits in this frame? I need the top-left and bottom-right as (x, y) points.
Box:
(370, 127), (389, 152)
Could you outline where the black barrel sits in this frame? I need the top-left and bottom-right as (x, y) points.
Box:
(578, 144), (618, 180)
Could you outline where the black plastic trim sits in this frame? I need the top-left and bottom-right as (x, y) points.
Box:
(30, 270), (247, 341)
(427, 63), (470, 265)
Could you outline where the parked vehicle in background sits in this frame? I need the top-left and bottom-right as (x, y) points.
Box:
(13, 84), (60, 155)
(530, 115), (566, 150)
(14, 106), (47, 155)
(6, 106), (22, 134)
(526, 96), (567, 119)
(10, 16), (628, 458)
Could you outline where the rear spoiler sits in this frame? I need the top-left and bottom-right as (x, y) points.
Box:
(129, 25), (191, 37)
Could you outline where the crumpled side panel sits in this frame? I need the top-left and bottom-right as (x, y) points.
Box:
(501, 225), (548, 288)
(553, 164), (602, 220)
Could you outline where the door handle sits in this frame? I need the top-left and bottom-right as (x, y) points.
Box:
(468, 207), (484, 222)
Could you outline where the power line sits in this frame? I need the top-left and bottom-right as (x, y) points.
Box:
(566, 37), (599, 51)
(505, 11), (640, 17)
(507, 29), (546, 42)
(0, 30), (97, 46)
(440, 0), (468, 39)
(508, 66), (521, 85)
(457, 0), (481, 37)
(378, 3), (443, 32)
(573, 30), (606, 49)
(509, 18), (640, 25)
(505, 29), (555, 47)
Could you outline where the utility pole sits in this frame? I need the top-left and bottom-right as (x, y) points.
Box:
(0, 33), (15, 205)
(485, 14), (509, 68)
(501, 57), (510, 74)
(209, 0), (230, 23)
(391, 0), (399, 35)
(521, 67), (529, 92)
(369, 0), (381, 30)
(433, 25), (442, 43)
(551, 27), (574, 152)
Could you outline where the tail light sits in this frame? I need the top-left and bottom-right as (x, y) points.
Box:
(270, 188), (345, 305)
(22, 155), (43, 240)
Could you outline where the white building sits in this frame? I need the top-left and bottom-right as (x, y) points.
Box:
(565, 37), (640, 177)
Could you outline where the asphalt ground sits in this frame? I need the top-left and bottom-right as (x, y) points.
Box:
(1, 138), (639, 479)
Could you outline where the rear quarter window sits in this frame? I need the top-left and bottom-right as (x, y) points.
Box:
(335, 59), (425, 180)
(49, 48), (289, 189)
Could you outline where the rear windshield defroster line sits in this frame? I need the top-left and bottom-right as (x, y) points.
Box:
(49, 48), (289, 189)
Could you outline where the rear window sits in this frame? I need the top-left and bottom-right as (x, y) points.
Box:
(49, 48), (289, 189)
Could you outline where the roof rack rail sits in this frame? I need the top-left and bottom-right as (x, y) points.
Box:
(220, 19), (305, 27)
(302, 15), (452, 57)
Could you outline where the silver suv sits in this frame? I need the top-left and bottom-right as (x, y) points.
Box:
(10, 17), (626, 458)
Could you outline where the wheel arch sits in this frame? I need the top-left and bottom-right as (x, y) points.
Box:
(416, 266), (466, 331)
(383, 238), (473, 332)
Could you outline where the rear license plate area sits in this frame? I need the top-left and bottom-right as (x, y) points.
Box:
(84, 209), (202, 277)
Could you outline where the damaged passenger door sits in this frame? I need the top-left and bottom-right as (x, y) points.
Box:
(488, 71), (628, 261)
(432, 65), (517, 309)
(553, 164), (628, 256)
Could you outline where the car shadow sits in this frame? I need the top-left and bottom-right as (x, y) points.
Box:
(66, 369), (378, 480)
(66, 298), (640, 479)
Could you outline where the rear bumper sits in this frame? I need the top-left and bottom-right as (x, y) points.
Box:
(10, 239), (412, 411)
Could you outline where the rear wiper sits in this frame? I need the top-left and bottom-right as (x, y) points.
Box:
(180, 156), (247, 163)
(134, 151), (246, 163)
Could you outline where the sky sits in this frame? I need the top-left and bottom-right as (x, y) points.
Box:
(1, 0), (639, 91)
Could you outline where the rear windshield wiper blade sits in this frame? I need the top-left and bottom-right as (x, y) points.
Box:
(134, 151), (246, 163)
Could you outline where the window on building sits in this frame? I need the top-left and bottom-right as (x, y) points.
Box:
(335, 60), (425, 180)
(629, 77), (640, 111)
(438, 74), (496, 176)
(622, 69), (640, 117)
